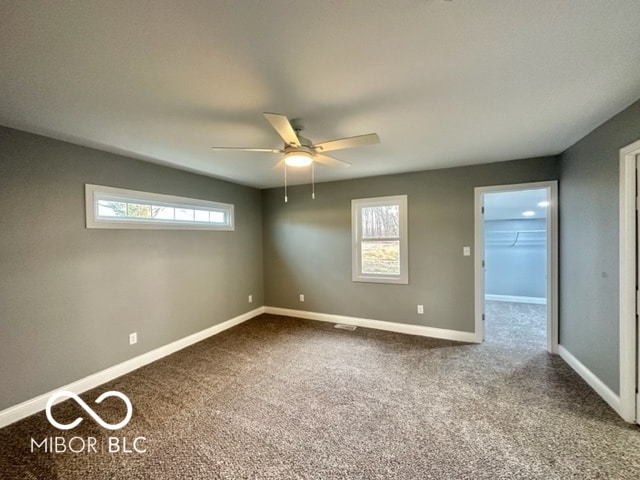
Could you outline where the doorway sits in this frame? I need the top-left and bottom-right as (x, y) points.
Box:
(474, 181), (558, 353)
(618, 140), (640, 423)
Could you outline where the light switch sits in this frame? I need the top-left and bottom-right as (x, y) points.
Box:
(463, 246), (471, 256)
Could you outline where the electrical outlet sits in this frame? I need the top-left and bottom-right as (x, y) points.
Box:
(299, 294), (305, 302)
(248, 294), (253, 304)
(129, 332), (137, 345)
(417, 305), (424, 314)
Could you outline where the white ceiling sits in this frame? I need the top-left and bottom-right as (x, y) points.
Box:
(1, 1), (640, 189)
(483, 189), (548, 221)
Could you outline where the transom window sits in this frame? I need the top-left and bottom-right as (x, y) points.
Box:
(352, 195), (408, 284)
(85, 184), (234, 230)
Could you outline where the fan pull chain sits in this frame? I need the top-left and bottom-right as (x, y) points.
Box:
(284, 163), (288, 203)
(311, 161), (315, 200)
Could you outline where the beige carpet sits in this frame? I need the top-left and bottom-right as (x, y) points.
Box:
(1, 313), (640, 479)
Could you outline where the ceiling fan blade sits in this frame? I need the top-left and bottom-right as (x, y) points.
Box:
(264, 113), (300, 147)
(314, 133), (380, 153)
(313, 154), (351, 168)
(210, 146), (282, 153)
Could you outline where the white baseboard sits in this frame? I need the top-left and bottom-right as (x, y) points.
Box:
(485, 294), (547, 305)
(264, 307), (478, 343)
(0, 307), (265, 429)
(557, 344), (621, 416)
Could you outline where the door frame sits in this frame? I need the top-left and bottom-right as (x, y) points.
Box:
(618, 139), (640, 423)
(474, 181), (559, 353)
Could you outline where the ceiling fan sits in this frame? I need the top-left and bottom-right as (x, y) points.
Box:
(211, 113), (380, 169)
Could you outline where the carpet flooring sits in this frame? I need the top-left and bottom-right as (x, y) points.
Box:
(1, 310), (640, 479)
(484, 300), (546, 348)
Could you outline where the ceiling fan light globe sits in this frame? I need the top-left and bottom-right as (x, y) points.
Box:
(284, 152), (313, 167)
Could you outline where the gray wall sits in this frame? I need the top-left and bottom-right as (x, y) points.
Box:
(485, 219), (547, 299)
(0, 126), (263, 410)
(559, 99), (640, 394)
(263, 157), (558, 332)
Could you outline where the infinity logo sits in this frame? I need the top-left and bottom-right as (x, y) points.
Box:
(45, 390), (133, 431)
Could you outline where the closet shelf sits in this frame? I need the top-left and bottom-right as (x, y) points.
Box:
(485, 229), (546, 247)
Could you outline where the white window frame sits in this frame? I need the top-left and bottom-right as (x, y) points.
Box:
(352, 195), (408, 284)
(85, 184), (234, 231)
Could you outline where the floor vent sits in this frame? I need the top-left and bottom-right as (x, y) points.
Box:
(334, 324), (357, 331)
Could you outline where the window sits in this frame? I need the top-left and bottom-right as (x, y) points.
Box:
(85, 184), (234, 230)
(352, 195), (408, 284)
